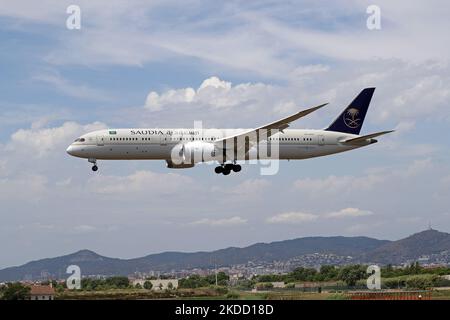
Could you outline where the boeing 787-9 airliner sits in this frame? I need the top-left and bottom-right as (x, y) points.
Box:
(66, 88), (393, 175)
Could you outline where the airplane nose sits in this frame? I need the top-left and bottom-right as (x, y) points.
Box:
(66, 145), (74, 156)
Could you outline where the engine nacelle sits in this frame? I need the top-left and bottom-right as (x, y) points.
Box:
(166, 160), (195, 169)
(170, 142), (218, 165)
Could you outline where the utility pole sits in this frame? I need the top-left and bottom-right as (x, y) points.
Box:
(215, 262), (218, 286)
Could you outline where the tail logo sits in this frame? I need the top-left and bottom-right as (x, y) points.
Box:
(343, 108), (361, 128)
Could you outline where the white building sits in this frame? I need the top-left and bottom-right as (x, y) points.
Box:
(132, 279), (178, 290)
(28, 285), (55, 300)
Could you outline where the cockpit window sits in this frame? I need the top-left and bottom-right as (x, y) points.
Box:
(74, 138), (85, 142)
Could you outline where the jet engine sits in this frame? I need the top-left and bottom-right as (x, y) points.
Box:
(166, 160), (195, 169)
(169, 141), (218, 166)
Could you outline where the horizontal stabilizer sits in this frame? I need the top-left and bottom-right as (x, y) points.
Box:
(340, 130), (394, 145)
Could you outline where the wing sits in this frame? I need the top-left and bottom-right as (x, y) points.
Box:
(214, 103), (328, 150)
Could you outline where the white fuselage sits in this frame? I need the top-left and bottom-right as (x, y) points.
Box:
(66, 128), (371, 164)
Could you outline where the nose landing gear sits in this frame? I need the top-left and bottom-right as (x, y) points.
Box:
(214, 163), (242, 175)
(88, 158), (98, 172)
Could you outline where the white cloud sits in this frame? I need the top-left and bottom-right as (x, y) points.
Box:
(2, 1), (450, 80)
(293, 159), (435, 198)
(267, 207), (374, 225)
(386, 75), (450, 121)
(0, 173), (49, 203)
(293, 174), (385, 196)
(266, 212), (319, 224)
(190, 216), (247, 227)
(0, 159), (7, 176)
(32, 71), (112, 101)
(402, 158), (433, 178)
(87, 170), (194, 195)
(8, 121), (107, 157)
(213, 178), (270, 196)
(73, 225), (97, 234)
(345, 222), (385, 234)
(291, 64), (330, 78)
(144, 76), (274, 112)
(135, 58), (450, 132)
(394, 120), (416, 135)
(326, 208), (373, 218)
(145, 88), (196, 111)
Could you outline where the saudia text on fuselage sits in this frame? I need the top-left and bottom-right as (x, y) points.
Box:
(130, 129), (200, 135)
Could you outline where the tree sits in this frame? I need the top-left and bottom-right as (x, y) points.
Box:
(211, 272), (229, 286)
(1, 283), (31, 300)
(236, 279), (255, 290)
(179, 275), (208, 288)
(167, 282), (174, 290)
(318, 265), (338, 281)
(338, 265), (366, 287)
(143, 281), (153, 290)
(256, 282), (274, 290)
(257, 274), (282, 283)
(135, 283), (142, 289)
(105, 276), (130, 289)
(290, 267), (317, 281)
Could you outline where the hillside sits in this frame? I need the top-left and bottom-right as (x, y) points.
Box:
(0, 235), (387, 281)
(1, 229), (449, 282)
(362, 229), (450, 264)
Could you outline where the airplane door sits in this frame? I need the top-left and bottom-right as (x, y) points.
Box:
(318, 135), (325, 146)
(96, 135), (104, 146)
(160, 134), (168, 146)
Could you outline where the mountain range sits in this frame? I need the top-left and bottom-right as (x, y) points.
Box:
(1, 229), (449, 281)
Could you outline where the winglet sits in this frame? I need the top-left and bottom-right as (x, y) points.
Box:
(269, 102), (328, 130)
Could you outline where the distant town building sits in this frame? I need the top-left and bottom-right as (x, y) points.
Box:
(28, 285), (55, 300)
(271, 282), (286, 288)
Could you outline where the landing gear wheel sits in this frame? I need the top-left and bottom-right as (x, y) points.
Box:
(222, 169), (231, 175)
(232, 164), (242, 172)
(224, 163), (234, 171)
(214, 166), (223, 174)
(88, 158), (98, 172)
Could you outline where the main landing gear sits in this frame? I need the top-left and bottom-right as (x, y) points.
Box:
(214, 163), (242, 175)
(88, 158), (98, 172)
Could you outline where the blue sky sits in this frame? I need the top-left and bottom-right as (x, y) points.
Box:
(1, 0), (450, 268)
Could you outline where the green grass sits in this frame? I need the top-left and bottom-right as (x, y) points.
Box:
(55, 287), (450, 300)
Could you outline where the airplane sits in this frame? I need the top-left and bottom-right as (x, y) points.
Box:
(66, 88), (393, 175)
